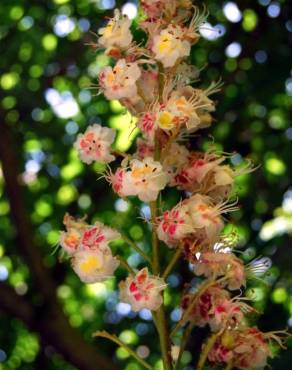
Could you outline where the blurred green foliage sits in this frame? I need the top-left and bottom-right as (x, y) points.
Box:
(0, 0), (291, 369)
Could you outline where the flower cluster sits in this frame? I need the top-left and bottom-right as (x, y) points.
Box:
(74, 123), (116, 164)
(108, 157), (168, 202)
(208, 327), (283, 370)
(56, 2), (288, 370)
(60, 214), (120, 283)
(181, 285), (246, 332)
(119, 268), (166, 311)
(193, 251), (246, 290)
(98, 9), (132, 55)
(157, 194), (229, 251)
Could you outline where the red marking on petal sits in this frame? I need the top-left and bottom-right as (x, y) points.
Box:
(95, 235), (105, 243)
(215, 305), (226, 313)
(169, 224), (177, 236)
(129, 282), (138, 292)
(195, 159), (206, 167)
(80, 139), (89, 149)
(137, 270), (147, 284)
(85, 132), (94, 141)
(134, 293), (143, 301)
(162, 222), (168, 233)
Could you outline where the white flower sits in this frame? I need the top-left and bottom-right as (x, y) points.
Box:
(141, 0), (192, 20)
(153, 87), (215, 132)
(193, 252), (246, 290)
(172, 152), (224, 191)
(152, 25), (191, 68)
(72, 248), (119, 283)
(154, 99), (195, 131)
(156, 194), (235, 250)
(59, 213), (87, 254)
(185, 194), (224, 244)
(61, 216), (121, 283)
(74, 124), (116, 164)
(169, 87), (215, 130)
(60, 213), (121, 257)
(119, 268), (166, 311)
(124, 157), (168, 202)
(232, 328), (272, 370)
(157, 204), (193, 247)
(141, 0), (167, 19)
(99, 59), (141, 100)
(168, 93), (201, 129)
(98, 9), (132, 51)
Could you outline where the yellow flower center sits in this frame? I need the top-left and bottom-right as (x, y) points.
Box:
(106, 72), (115, 84)
(80, 255), (102, 274)
(131, 165), (154, 179)
(158, 111), (174, 130)
(104, 23), (114, 37)
(158, 37), (172, 53)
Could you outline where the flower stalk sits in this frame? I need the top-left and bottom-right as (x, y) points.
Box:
(174, 322), (195, 370)
(94, 331), (153, 370)
(121, 233), (152, 265)
(195, 333), (219, 370)
(150, 200), (160, 275)
(162, 249), (182, 280)
(56, 2), (288, 370)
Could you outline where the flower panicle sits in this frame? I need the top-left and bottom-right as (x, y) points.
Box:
(55, 2), (288, 370)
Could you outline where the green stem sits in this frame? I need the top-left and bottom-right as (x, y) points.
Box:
(149, 200), (173, 370)
(150, 201), (159, 275)
(195, 333), (218, 370)
(93, 331), (153, 370)
(121, 233), (152, 265)
(162, 249), (182, 280)
(137, 84), (149, 105)
(149, 62), (172, 370)
(174, 323), (195, 370)
(153, 307), (173, 370)
(158, 62), (165, 102)
(112, 150), (128, 158)
(117, 256), (135, 274)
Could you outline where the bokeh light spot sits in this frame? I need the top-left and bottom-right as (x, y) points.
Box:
(0, 72), (19, 90)
(223, 2), (242, 23)
(265, 157), (286, 175)
(267, 2), (281, 18)
(42, 34), (58, 51)
(122, 3), (137, 19)
(225, 42), (242, 58)
(272, 288), (288, 303)
(242, 9), (258, 31)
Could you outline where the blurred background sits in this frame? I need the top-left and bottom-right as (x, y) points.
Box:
(0, 0), (291, 369)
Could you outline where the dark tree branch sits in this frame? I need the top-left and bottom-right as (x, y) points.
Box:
(0, 281), (33, 323)
(0, 120), (118, 370)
